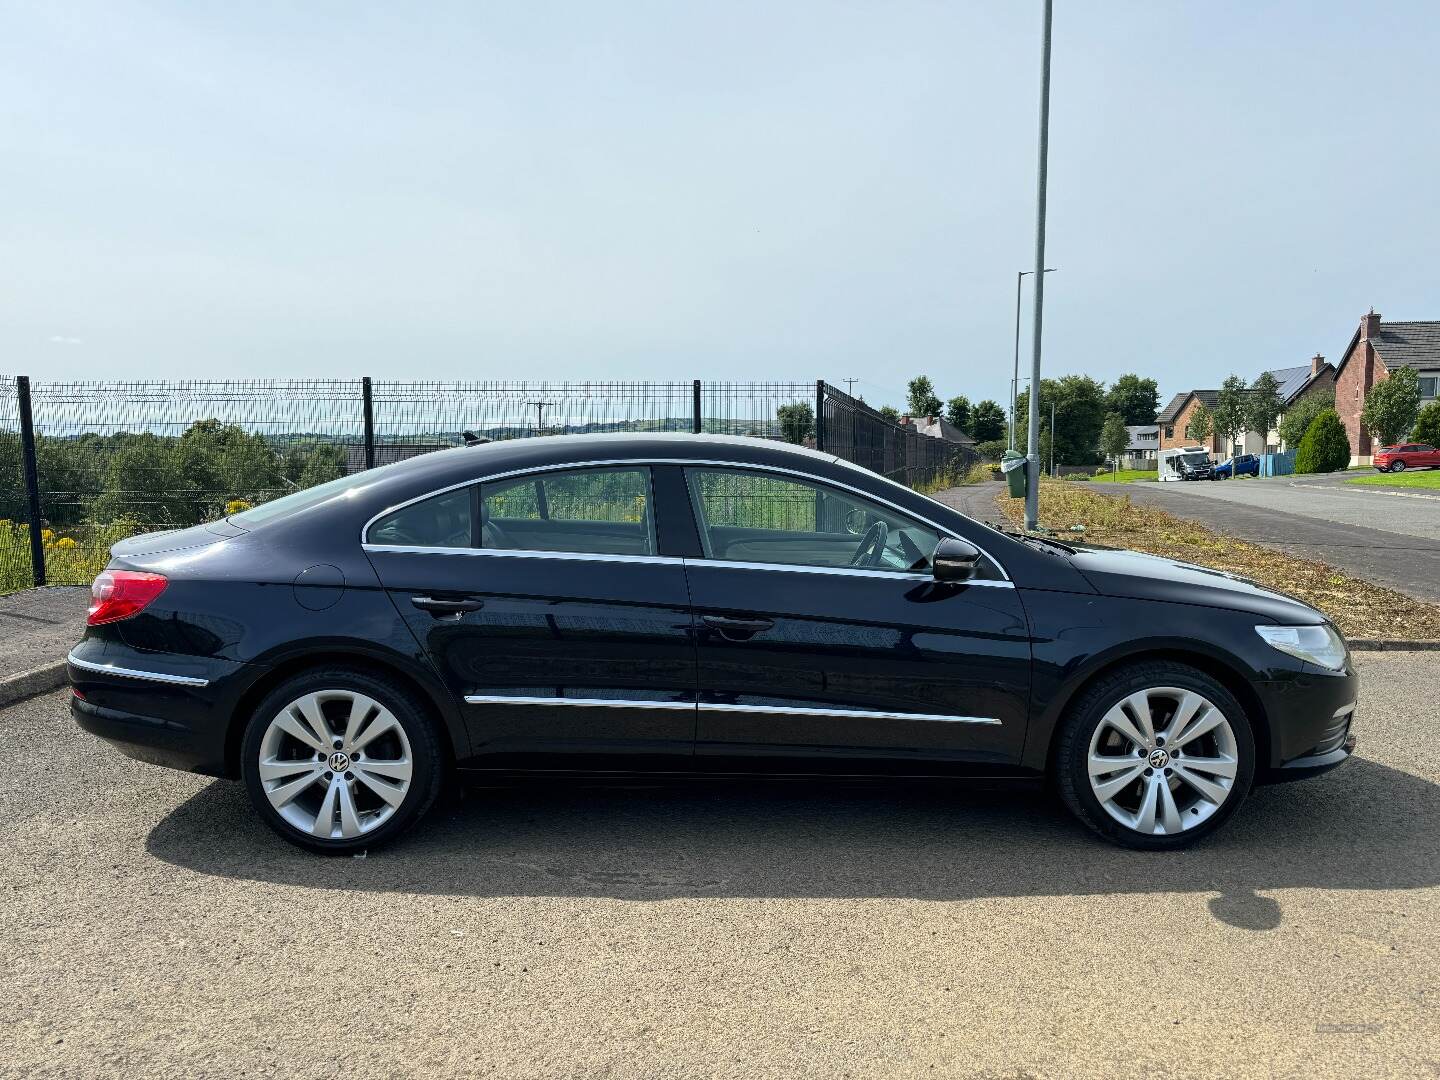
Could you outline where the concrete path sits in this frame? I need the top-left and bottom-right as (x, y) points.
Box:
(0, 586), (87, 704)
(1102, 475), (1440, 602)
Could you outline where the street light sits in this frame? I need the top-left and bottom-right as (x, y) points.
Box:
(1024, 0), (1055, 530)
(1010, 268), (1056, 451)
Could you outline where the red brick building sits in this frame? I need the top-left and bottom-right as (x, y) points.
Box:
(1156, 390), (1222, 454)
(1334, 311), (1440, 463)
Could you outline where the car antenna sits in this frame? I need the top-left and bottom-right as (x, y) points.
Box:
(461, 430), (490, 446)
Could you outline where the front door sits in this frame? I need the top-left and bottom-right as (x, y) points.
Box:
(364, 465), (697, 772)
(678, 466), (1032, 775)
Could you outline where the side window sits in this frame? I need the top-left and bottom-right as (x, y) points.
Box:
(685, 467), (941, 574)
(368, 487), (474, 548)
(481, 467), (656, 556)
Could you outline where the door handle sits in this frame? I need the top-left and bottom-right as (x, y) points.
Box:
(411, 595), (485, 617)
(701, 614), (774, 641)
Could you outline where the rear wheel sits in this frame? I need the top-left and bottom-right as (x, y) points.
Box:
(241, 667), (443, 854)
(1055, 662), (1255, 850)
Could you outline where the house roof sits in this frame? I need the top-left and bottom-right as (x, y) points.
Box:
(1334, 320), (1440, 377)
(1125, 425), (1158, 451)
(1156, 393), (1190, 423)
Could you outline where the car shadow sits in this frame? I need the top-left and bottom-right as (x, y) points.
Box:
(146, 758), (1439, 931)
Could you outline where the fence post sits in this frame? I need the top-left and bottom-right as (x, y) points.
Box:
(361, 377), (376, 470)
(692, 380), (701, 434)
(16, 376), (46, 587)
(814, 380), (826, 452)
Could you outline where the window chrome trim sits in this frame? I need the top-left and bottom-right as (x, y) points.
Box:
(363, 544), (680, 566)
(684, 557), (1014, 587)
(460, 693), (1000, 725)
(463, 694), (694, 709)
(67, 651), (210, 688)
(359, 456), (1011, 581)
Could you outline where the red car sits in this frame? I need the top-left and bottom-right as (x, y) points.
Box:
(1373, 443), (1440, 472)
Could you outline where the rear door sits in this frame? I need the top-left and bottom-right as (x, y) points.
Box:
(364, 465), (698, 772)
(675, 466), (1032, 775)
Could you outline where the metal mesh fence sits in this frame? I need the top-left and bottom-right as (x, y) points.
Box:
(0, 377), (29, 592)
(0, 376), (976, 592)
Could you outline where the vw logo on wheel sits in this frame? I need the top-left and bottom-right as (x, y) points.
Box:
(1148, 748), (1170, 769)
(327, 750), (351, 772)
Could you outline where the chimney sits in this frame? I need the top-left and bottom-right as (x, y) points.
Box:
(1360, 309), (1382, 341)
(1311, 353), (1325, 376)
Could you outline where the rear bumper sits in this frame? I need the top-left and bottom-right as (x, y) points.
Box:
(67, 640), (254, 777)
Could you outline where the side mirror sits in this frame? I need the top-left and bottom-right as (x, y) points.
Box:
(932, 537), (981, 582)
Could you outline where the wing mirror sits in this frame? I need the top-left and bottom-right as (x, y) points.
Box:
(932, 537), (981, 583)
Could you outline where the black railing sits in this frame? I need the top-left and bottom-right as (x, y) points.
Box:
(0, 377), (974, 592)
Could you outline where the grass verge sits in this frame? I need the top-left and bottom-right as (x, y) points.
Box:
(1090, 469), (1157, 484)
(998, 478), (1440, 640)
(1345, 470), (1440, 491)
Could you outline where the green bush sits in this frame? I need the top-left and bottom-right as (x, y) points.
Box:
(974, 439), (1008, 462)
(1412, 401), (1440, 447)
(1294, 409), (1350, 474)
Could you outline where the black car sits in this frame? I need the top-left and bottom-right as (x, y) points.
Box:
(69, 434), (1357, 853)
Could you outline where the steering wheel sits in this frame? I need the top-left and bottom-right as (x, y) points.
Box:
(482, 518), (517, 549)
(848, 520), (889, 568)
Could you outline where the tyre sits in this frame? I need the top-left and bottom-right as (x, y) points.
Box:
(1392, 459), (1406, 473)
(240, 667), (444, 854)
(1054, 662), (1255, 850)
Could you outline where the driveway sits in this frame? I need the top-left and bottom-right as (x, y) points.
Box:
(3, 657), (1438, 1078)
(1095, 475), (1440, 602)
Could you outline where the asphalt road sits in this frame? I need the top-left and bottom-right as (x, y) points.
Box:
(3, 660), (1438, 1079)
(1096, 474), (1440, 602)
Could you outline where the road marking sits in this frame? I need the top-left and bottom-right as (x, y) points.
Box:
(1290, 483), (1440, 502)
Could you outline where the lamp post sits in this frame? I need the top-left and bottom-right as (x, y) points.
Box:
(1024, 0), (1055, 530)
(1010, 268), (1056, 451)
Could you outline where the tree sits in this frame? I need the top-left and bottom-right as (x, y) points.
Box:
(1278, 390), (1334, 449)
(1213, 376), (1249, 457)
(944, 395), (972, 434)
(1012, 375), (1107, 466)
(973, 439), (1007, 461)
(1245, 371), (1283, 448)
(1412, 400), (1440, 447)
(1100, 413), (1130, 474)
(906, 376), (942, 419)
(776, 401), (814, 444)
(1185, 404), (1213, 443)
(1294, 409), (1351, 474)
(1104, 374), (1160, 425)
(969, 400), (1006, 443)
(877, 405), (900, 423)
(1361, 366), (1422, 447)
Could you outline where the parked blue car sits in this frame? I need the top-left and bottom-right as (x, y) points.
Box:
(1213, 454), (1260, 479)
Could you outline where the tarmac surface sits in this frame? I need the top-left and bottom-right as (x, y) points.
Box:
(2, 649), (1437, 1078)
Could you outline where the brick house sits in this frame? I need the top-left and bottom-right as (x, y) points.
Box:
(1156, 391), (1222, 454)
(1334, 310), (1440, 464)
(1157, 356), (1336, 458)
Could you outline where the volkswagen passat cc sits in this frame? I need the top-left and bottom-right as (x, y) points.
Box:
(69, 434), (1357, 853)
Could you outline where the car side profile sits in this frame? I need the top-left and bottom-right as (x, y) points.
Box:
(1212, 454), (1259, 479)
(69, 434), (1357, 853)
(1373, 443), (1440, 472)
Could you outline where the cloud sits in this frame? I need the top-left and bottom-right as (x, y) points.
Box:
(49, 336), (83, 345)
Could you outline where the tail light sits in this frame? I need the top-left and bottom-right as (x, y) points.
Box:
(88, 570), (168, 626)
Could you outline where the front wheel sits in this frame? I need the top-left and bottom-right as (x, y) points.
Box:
(240, 667), (444, 854)
(1054, 662), (1255, 850)
(1391, 459), (1407, 473)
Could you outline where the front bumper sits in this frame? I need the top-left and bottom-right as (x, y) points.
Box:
(1255, 663), (1359, 783)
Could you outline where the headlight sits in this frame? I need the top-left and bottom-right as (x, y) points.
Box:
(1255, 624), (1348, 671)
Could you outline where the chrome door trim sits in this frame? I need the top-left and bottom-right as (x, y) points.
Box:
(460, 694), (1000, 725)
(684, 557), (1014, 587)
(463, 694), (695, 709)
(360, 456), (1010, 581)
(699, 702), (1001, 724)
(66, 652), (210, 688)
(363, 544), (681, 567)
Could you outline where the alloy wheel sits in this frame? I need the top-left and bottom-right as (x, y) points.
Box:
(257, 690), (414, 840)
(1085, 686), (1239, 836)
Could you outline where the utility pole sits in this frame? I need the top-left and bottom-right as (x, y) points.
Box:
(1050, 400), (1056, 477)
(527, 400), (556, 435)
(843, 378), (858, 398)
(1010, 268), (1056, 451)
(1024, 0), (1055, 530)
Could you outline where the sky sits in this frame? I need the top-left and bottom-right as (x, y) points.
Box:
(3, 0), (1438, 413)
